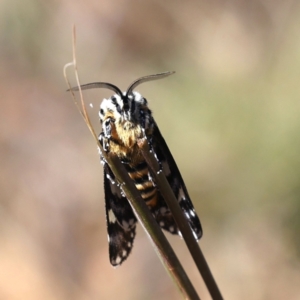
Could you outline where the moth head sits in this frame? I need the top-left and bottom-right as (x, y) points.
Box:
(68, 71), (175, 126)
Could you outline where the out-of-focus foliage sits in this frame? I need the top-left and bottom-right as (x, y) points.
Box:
(1, 0), (300, 299)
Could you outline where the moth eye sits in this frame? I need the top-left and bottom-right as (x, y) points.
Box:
(100, 108), (104, 115)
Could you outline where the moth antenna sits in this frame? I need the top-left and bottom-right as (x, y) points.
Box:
(68, 82), (123, 97)
(126, 71), (175, 96)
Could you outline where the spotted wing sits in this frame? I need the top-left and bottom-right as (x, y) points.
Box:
(104, 163), (137, 266)
(151, 124), (203, 240)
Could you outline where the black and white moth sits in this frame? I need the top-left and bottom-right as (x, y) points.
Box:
(70, 71), (202, 266)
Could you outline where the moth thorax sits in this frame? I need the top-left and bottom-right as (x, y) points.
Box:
(116, 121), (144, 148)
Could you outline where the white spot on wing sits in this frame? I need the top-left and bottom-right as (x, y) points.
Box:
(122, 221), (129, 230)
(115, 256), (122, 265)
(178, 187), (185, 203)
(162, 161), (171, 176)
(122, 250), (127, 257)
(108, 209), (117, 223)
(160, 207), (167, 214)
(106, 173), (115, 184)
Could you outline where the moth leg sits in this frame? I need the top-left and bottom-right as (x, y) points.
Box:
(99, 117), (115, 152)
(98, 132), (110, 152)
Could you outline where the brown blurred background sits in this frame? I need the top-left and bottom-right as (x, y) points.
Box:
(1, 0), (300, 299)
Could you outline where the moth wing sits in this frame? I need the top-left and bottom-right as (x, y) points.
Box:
(104, 163), (137, 266)
(152, 124), (203, 240)
(152, 194), (181, 236)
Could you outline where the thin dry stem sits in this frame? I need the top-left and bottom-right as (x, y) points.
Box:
(63, 27), (200, 300)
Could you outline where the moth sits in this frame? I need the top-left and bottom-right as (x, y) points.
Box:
(70, 71), (202, 266)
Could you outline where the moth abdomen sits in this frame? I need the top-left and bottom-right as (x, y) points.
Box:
(125, 160), (158, 209)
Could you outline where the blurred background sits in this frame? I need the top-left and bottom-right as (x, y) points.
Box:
(1, 0), (300, 299)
